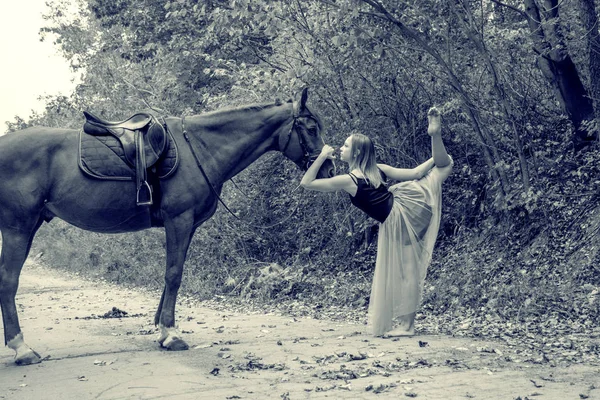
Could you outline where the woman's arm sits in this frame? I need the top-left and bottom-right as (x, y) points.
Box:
(300, 145), (355, 193)
(377, 158), (434, 182)
(301, 173), (355, 193)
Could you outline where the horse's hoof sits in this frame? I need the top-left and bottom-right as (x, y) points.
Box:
(15, 349), (42, 366)
(157, 325), (189, 350)
(163, 337), (189, 351)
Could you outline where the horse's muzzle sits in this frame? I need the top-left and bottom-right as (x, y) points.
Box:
(315, 158), (336, 179)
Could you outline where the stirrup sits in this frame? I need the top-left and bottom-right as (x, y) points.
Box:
(137, 181), (153, 206)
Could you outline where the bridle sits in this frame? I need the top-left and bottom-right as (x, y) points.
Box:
(279, 112), (322, 170)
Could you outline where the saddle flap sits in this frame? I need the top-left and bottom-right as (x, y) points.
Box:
(120, 121), (167, 167)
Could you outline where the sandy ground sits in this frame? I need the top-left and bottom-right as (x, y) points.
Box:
(0, 262), (598, 400)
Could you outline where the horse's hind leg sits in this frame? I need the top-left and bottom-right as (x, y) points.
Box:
(0, 220), (44, 365)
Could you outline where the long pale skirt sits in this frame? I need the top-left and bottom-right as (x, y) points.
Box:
(368, 164), (452, 336)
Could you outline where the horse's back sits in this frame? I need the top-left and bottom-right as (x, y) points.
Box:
(0, 126), (75, 200)
(0, 126), (78, 158)
(1, 125), (77, 138)
(0, 126), (78, 183)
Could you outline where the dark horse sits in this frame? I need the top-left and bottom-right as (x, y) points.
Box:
(0, 88), (334, 365)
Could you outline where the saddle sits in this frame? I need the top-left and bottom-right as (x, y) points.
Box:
(82, 111), (169, 206)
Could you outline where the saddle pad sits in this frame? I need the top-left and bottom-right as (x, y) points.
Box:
(79, 129), (179, 180)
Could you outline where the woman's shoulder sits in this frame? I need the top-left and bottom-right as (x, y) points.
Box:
(349, 169), (365, 179)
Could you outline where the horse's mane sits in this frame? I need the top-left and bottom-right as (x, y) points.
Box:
(187, 98), (323, 132)
(200, 100), (291, 118)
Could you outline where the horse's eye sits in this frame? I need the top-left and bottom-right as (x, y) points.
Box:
(307, 127), (318, 136)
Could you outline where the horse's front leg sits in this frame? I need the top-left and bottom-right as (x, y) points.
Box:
(155, 212), (196, 351)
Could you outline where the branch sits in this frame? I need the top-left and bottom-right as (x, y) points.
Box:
(315, 0), (388, 21)
(250, 47), (287, 72)
(315, 0), (339, 9)
(489, 0), (528, 19)
(121, 77), (156, 97)
(120, 77), (168, 114)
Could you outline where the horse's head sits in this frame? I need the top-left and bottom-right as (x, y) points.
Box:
(279, 88), (335, 178)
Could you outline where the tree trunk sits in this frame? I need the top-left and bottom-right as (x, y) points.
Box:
(524, 0), (596, 150)
(577, 0), (600, 134)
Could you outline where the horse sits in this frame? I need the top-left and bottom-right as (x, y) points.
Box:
(0, 88), (335, 365)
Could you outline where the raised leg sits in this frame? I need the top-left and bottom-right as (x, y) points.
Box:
(1, 219), (44, 365)
(154, 212), (196, 351)
(427, 107), (451, 168)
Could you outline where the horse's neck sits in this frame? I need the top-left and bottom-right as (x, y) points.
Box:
(185, 104), (291, 183)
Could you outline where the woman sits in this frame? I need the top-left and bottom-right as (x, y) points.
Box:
(300, 107), (452, 337)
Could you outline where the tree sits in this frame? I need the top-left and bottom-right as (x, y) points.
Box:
(493, 0), (597, 150)
(577, 0), (600, 133)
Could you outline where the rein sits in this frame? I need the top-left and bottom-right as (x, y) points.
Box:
(181, 114), (304, 230)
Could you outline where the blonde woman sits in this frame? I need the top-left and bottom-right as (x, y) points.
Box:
(300, 107), (452, 337)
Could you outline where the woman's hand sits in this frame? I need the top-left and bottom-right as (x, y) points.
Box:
(319, 145), (336, 160)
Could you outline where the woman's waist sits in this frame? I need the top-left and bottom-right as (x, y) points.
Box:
(390, 181), (427, 200)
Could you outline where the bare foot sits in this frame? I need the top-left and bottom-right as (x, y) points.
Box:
(427, 107), (441, 136)
(383, 327), (415, 338)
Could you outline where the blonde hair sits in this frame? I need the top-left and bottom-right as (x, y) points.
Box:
(349, 133), (383, 188)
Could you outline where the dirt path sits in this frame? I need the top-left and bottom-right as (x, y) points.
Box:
(1, 262), (598, 400)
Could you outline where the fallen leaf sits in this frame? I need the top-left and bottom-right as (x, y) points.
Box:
(530, 379), (543, 388)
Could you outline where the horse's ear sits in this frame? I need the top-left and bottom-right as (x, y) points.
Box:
(293, 87), (309, 116)
(300, 87), (308, 107)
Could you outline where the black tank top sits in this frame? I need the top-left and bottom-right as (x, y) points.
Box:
(348, 173), (394, 223)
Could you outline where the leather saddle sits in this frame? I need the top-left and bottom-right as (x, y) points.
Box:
(83, 111), (168, 206)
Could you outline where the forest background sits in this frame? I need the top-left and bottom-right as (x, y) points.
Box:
(5, 0), (600, 355)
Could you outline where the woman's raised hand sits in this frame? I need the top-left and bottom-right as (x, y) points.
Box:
(320, 144), (336, 160)
(427, 107), (441, 137)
